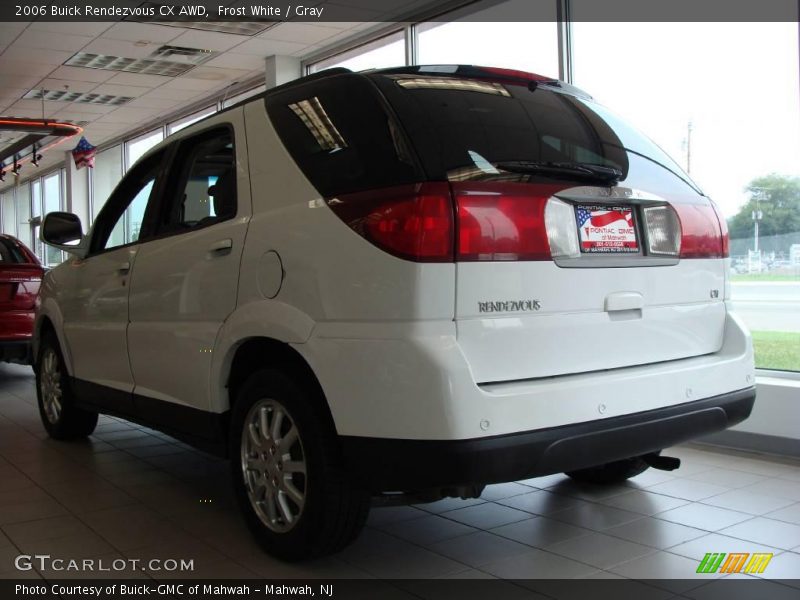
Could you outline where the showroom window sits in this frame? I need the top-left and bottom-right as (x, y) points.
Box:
(126, 129), (164, 169)
(309, 30), (407, 73)
(223, 84), (267, 108)
(42, 171), (63, 266)
(15, 183), (32, 249)
(573, 20), (800, 372)
(91, 145), (123, 222)
(1, 190), (15, 237)
(31, 179), (42, 259)
(168, 106), (217, 135)
(417, 0), (560, 77)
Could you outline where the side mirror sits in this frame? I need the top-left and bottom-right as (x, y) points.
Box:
(41, 212), (88, 257)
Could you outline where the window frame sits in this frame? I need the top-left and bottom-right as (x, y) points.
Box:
(150, 124), (239, 238)
(88, 146), (174, 257)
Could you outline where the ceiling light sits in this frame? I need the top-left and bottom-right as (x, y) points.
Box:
(64, 51), (214, 77)
(151, 45), (214, 62)
(23, 89), (133, 106)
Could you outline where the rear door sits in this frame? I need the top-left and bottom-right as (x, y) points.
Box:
(374, 72), (728, 383)
(127, 113), (249, 415)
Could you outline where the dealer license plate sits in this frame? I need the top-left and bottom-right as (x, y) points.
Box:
(575, 204), (638, 253)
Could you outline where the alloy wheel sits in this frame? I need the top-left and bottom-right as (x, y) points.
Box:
(241, 398), (307, 533)
(39, 348), (63, 425)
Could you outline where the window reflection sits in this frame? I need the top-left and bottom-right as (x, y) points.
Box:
(288, 97), (348, 152)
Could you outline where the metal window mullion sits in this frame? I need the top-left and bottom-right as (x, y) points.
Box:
(406, 24), (418, 66)
(557, 0), (574, 83)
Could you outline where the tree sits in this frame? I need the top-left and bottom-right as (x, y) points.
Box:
(728, 174), (800, 257)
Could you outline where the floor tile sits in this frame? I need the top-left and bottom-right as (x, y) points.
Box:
(765, 502), (800, 525)
(605, 516), (707, 549)
(441, 502), (531, 530)
(496, 489), (582, 516)
(656, 503), (752, 531)
(413, 497), (485, 514)
(718, 517), (800, 550)
(480, 548), (599, 579)
(366, 505), (428, 527)
(609, 551), (717, 588)
(428, 531), (532, 567)
(741, 479), (800, 502)
(700, 489), (796, 515)
(548, 503), (642, 531)
(490, 517), (591, 548)
(337, 529), (465, 579)
(646, 479), (731, 501)
(545, 479), (632, 502)
(684, 468), (768, 488)
(377, 514), (477, 546)
(480, 482), (537, 502)
(598, 489), (690, 515)
(547, 531), (655, 569)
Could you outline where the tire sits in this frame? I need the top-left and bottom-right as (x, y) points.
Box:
(230, 367), (370, 561)
(36, 332), (98, 440)
(566, 454), (654, 485)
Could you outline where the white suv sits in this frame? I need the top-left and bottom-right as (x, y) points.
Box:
(35, 65), (755, 560)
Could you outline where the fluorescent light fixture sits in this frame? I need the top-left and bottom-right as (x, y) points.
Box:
(64, 51), (214, 77)
(23, 89), (133, 106)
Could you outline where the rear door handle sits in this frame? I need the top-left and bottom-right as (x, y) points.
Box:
(208, 239), (233, 253)
(605, 292), (643, 312)
(118, 262), (131, 273)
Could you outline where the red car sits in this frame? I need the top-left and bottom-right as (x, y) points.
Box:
(0, 234), (43, 365)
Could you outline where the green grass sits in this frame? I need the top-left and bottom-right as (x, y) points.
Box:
(732, 273), (800, 282)
(751, 330), (800, 371)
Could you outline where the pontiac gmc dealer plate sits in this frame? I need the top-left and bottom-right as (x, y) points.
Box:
(575, 204), (638, 253)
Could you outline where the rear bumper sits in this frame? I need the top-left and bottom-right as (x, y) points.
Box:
(341, 386), (755, 492)
(301, 309), (755, 440)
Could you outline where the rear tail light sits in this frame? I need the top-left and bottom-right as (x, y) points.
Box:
(454, 182), (570, 261)
(710, 200), (730, 257)
(327, 183), (454, 262)
(643, 205), (681, 256)
(674, 202), (728, 258)
(329, 182), (574, 263)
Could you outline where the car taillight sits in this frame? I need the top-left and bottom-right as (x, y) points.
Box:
(453, 182), (571, 261)
(711, 200), (730, 257)
(674, 202), (728, 258)
(327, 183), (454, 262)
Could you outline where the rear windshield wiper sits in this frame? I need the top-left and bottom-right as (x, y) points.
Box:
(493, 161), (623, 184)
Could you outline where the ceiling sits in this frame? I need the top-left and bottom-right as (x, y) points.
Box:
(0, 15), (402, 190)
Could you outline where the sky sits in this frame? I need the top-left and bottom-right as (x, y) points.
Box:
(324, 20), (800, 218)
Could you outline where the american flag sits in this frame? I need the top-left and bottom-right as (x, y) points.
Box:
(576, 206), (633, 228)
(71, 136), (96, 170)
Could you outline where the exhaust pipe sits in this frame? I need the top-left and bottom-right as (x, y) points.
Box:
(643, 452), (681, 471)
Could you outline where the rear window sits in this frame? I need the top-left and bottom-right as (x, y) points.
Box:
(265, 74), (422, 197)
(369, 73), (700, 194)
(0, 238), (27, 263)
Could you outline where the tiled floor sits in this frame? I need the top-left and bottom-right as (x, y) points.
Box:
(1, 362), (800, 583)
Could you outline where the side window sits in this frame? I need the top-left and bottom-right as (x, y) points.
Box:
(158, 128), (236, 234)
(91, 151), (165, 254)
